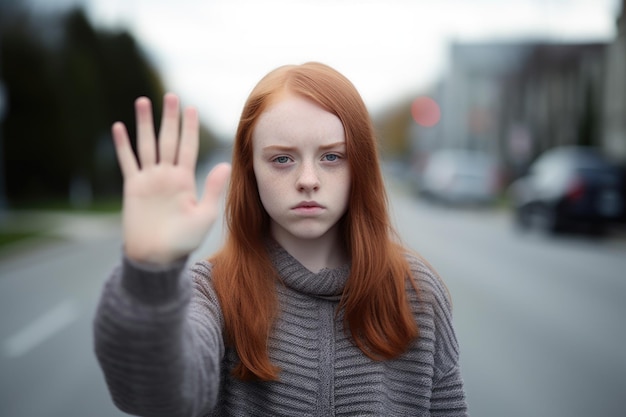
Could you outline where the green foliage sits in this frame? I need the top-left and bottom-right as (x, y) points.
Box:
(0, 230), (42, 249)
(0, 7), (219, 208)
(373, 98), (414, 158)
(2, 14), (66, 200)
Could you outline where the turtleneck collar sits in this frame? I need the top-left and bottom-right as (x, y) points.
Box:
(266, 240), (351, 299)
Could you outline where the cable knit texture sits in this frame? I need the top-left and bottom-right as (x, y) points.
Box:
(94, 243), (468, 416)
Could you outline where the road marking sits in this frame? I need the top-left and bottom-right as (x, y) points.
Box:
(3, 300), (79, 358)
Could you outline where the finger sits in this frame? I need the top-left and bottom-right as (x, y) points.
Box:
(199, 163), (231, 210)
(178, 106), (199, 170)
(158, 93), (180, 164)
(135, 97), (157, 168)
(111, 122), (139, 178)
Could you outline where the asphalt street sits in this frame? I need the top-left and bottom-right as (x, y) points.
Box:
(1, 182), (625, 417)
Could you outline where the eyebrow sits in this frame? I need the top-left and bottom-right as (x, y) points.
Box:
(262, 141), (346, 152)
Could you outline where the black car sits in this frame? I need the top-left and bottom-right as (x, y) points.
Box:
(509, 146), (625, 234)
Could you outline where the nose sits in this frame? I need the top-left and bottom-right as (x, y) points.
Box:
(296, 161), (320, 192)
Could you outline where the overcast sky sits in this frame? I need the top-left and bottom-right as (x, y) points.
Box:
(30, 0), (623, 138)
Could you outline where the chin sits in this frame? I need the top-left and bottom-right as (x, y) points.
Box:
(271, 218), (342, 244)
(290, 229), (330, 241)
(275, 225), (335, 243)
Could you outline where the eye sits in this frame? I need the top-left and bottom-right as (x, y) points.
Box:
(322, 153), (341, 162)
(272, 155), (292, 164)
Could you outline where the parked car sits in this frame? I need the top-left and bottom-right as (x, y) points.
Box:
(508, 146), (625, 234)
(417, 149), (502, 206)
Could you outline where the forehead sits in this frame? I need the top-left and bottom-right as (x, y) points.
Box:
(252, 93), (345, 148)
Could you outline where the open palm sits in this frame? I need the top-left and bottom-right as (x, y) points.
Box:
(112, 94), (231, 265)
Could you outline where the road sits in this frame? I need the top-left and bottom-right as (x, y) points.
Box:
(1, 181), (625, 417)
(389, 185), (626, 417)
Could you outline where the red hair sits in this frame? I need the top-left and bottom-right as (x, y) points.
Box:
(211, 62), (418, 381)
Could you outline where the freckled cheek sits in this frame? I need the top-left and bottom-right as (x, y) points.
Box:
(255, 168), (291, 203)
(338, 172), (352, 207)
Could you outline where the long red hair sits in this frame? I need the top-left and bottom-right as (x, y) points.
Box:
(211, 62), (418, 381)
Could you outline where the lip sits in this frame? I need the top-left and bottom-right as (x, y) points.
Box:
(292, 201), (325, 214)
(292, 201), (324, 209)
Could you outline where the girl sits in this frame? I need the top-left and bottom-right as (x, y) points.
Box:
(94, 62), (468, 416)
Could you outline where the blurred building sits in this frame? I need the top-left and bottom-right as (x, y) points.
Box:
(408, 42), (535, 183)
(441, 42), (534, 156)
(411, 1), (626, 183)
(503, 42), (606, 176)
(603, 0), (626, 162)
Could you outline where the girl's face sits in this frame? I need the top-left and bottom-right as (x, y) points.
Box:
(252, 93), (351, 248)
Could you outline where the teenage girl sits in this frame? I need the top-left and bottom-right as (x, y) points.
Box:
(94, 62), (468, 416)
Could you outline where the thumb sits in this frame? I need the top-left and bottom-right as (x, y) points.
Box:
(200, 162), (231, 209)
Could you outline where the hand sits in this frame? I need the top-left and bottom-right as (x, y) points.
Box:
(112, 93), (231, 265)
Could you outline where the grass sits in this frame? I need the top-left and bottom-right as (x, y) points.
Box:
(10, 198), (122, 213)
(0, 230), (47, 250)
(0, 197), (122, 252)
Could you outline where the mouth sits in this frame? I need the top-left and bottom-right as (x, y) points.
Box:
(293, 201), (324, 209)
(291, 201), (326, 215)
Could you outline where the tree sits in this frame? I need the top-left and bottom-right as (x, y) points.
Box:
(0, 6), (220, 206)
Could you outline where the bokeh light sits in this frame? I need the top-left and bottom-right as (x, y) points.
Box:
(411, 96), (441, 127)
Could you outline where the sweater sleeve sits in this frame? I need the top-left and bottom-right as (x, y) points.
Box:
(409, 255), (469, 416)
(93, 255), (225, 417)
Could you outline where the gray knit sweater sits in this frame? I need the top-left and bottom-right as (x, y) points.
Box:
(94, 243), (468, 416)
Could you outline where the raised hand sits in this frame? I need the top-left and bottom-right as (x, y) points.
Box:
(112, 93), (231, 265)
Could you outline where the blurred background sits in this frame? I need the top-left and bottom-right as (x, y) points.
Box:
(1, 0), (625, 416)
